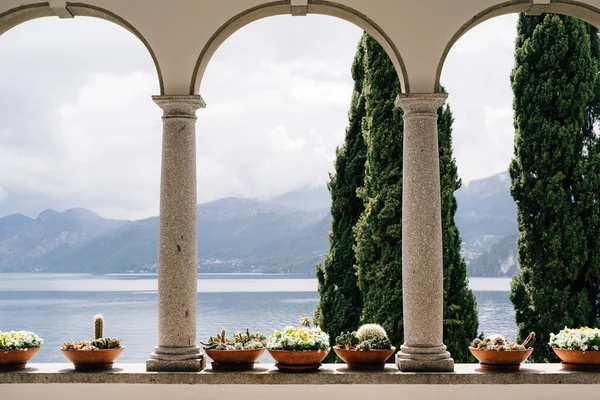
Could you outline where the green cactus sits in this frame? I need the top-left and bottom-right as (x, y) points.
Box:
(94, 314), (104, 340)
(201, 328), (266, 350)
(335, 331), (359, 350)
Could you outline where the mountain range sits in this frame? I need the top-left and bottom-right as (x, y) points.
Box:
(0, 172), (519, 276)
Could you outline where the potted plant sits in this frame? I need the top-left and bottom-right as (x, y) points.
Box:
(333, 324), (395, 370)
(267, 315), (330, 372)
(0, 331), (43, 371)
(469, 332), (535, 371)
(202, 329), (266, 371)
(61, 314), (124, 371)
(550, 327), (600, 371)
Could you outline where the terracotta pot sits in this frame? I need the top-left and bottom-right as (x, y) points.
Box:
(553, 348), (600, 371)
(61, 347), (124, 371)
(268, 349), (330, 372)
(204, 348), (265, 371)
(0, 347), (40, 371)
(469, 347), (533, 371)
(333, 346), (396, 370)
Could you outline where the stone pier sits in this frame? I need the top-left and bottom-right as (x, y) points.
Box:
(146, 95), (205, 372)
(395, 93), (454, 372)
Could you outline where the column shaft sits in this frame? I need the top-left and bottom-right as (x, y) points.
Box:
(395, 93), (454, 372)
(146, 95), (205, 372)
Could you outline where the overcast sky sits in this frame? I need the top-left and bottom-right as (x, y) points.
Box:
(0, 14), (518, 220)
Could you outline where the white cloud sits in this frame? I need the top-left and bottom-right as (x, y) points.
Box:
(441, 14), (518, 183)
(0, 12), (521, 219)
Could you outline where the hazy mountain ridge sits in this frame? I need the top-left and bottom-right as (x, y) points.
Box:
(0, 175), (518, 276)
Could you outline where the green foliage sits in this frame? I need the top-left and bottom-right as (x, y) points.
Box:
(316, 33), (368, 360)
(94, 314), (104, 340)
(509, 13), (600, 362)
(352, 35), (478, 362)
(438, 94), (480, 363)
(335, 331), (360, 349)
(353, 33), (405, 352)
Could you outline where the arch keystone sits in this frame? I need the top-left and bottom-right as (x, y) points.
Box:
(49, 1), (73, 19)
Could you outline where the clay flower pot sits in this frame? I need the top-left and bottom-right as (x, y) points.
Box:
(205, 348), (265, 371)
(0, 348), (40, 371)
(333, 346), (396, 370)
(553, 348), (600, 371)
(268, 349), (330, 372)
(469, 347), (533, 371)
(61, 347), (124, 371)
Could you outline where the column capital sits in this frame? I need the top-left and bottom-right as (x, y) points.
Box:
(152, 95), (206, 117)
(394, 93), (447, 116)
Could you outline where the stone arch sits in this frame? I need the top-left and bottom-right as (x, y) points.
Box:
(435, 0), (600, 92)
(0, 2), (164, 94)
(190, 0), (409, 95)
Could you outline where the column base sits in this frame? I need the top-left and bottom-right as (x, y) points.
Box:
(396, 345), (454, 372)
(146, 346), (205, 372)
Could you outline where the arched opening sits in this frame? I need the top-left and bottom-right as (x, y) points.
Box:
(0, 15), (161, 362)
(0, 2), (163, 93)
(196, 13), (365, 361)
(440, 14), (519, 343)
(439, 2), (600, 348)
(190, 1), (408, 95)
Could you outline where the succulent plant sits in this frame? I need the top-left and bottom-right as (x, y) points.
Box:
(94, 314), (104, 340)
(356, 324), (388, 342)
(202, 329), (266, 351)
(335, 331), (359, 350)
(335, 324), (391, 351)
(62, 314), (122, 351)
(470, 334), (527, 351)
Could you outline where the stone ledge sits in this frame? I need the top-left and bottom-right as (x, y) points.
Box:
(1, 363), (599, 385)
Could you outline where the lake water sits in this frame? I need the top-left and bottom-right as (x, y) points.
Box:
(0, 274), (516, 363)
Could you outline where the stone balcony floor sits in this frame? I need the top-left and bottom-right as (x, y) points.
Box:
(1, 363), (600, 384)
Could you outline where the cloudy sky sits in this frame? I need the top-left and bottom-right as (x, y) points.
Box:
(0, 14), (518, 220)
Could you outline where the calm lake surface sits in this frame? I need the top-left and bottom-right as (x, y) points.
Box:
(0, 274), (515, 363)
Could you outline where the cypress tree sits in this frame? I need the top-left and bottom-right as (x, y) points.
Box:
(353, 33), (405, 350)
(353, 35), (478, 362)
(315, 34), (367, 355)
(509, 13), (600, 362)
(438, 98), (479, 363)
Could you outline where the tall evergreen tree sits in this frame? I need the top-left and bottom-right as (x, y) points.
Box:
(315, 35), (367, 354)
(353, 33), (405, 350)
(509, 13), (600, 362)
(438, 98), (479, 363)
(353, 35), (478, 362)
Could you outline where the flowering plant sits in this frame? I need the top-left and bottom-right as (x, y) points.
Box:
(549, 327), (600, 351)
(267, 315), (329, 351)
(0, 331), (43, 350)
(471, 332), (535, 351)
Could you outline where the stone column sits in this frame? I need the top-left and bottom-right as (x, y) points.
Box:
(146, 95), (205, 372)
(395, 93), (454, 372)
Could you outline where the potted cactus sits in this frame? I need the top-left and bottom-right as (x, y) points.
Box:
(202, 329), (267, 371)
(469, 332), (535, 371)
(61, 314), (124, 371)
(0, 331), (43, 371)
(550, 327), (600, 371)
(267, 315), (330, 372)
(333, 324), (395, 370)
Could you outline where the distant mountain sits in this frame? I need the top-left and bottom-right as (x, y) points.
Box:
(269, 185), (331, 211)
(467, 234), (519, 277)
(0, 172), (520, 276)
(455, 171), (518, 270)
(0, 208), (126, 272)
